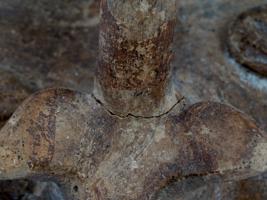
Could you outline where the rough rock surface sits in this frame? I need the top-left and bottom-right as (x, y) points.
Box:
(228, 5), (267, 76)
(0, 180), (64, 200)
(0, 0), (267, 199)
(0, 88), (266, 199)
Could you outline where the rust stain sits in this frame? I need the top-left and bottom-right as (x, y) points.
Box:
(26, 89), (75, 169)
(98, 0), (175, 91)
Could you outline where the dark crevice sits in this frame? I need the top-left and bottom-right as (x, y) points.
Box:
(92, 93), (185, 119)
(0, 114), (12, 129)
(0, 179), (65, 200)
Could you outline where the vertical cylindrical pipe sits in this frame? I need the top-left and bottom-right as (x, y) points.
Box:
(94, 0), (179, 117)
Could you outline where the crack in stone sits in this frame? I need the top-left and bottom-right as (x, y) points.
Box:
(91, 93), (185, 119)
(153, 163), (255, 200)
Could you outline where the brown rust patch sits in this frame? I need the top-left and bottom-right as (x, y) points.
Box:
(137, 112), (219, 199)
(26, 110), (56, 169)
(25, 89), (75, 169)
(139, 102), (265, 199)
(94, 0), (178, 116)
(165, 111), (218, 173)
(98, 0), (175, 90)
(176, 102), (261, 169)
(236, 179), (267, 200)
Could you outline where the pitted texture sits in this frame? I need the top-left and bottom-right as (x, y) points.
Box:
(106, 0), (177, 40)
(96, 0), (179, 117)
(1, 0), (267, 199)
(0, 89), (267, 199)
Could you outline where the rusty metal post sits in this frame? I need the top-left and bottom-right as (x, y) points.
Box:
(94, 0), (180, 117)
